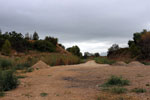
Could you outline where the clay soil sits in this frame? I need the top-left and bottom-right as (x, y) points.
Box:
(1, 61), (150, 100)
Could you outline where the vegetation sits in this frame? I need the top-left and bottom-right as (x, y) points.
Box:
(104, 76), (129, 86)
(33, 40), (56, 52)
(111, 87), (128, 94)
(0, 30), (59, 54)
(40, 92), (48, 97)
(95, 57), (116, 65)
(131, 88), (146, 93)
(1, 40), (11, 56)
(0, 70), (18, 91)
(0, 58), (12, 70)
(66, 45), (82, 57)
(83, 52), (100, 59)
(108, 29), (150, 61)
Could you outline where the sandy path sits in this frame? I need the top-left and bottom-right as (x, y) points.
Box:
(1, 61), (150, 100)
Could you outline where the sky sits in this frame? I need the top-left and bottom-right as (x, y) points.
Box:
(0, 0), (150, 55)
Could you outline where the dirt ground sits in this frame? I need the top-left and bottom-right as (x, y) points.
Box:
(1, 61), (150, 100)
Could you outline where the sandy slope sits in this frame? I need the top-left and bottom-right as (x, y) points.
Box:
(1, 61), (150, 100)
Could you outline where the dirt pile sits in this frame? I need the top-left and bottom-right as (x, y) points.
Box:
(32, 60), (50, 69)
(112, 61), (127, 66)
(127, 61), (145, 67)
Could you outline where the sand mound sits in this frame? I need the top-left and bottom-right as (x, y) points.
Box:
(32, 60), (50, 69)
(127, 61), (145, 67)
(112, 61), (127, 66)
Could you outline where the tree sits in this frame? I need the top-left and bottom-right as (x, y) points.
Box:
(94, 53), (100, 57)
(107, 44), (119, 57)
(0, 29), (2, 35)
(67, 45), (82, 57)
(34, 40), (56, 52)
(45, 36), (58, 45)
(33, 32), (39, 40)
(1, 40), (11, 56)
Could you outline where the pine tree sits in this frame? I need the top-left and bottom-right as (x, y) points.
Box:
(2, 40), (11, 56)
(33, 32), (39, 40)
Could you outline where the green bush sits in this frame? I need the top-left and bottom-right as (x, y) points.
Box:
(111, 87), (127, 94)
(131, 88), (146, 93)
(95, 57), (116, 65)
(15, 61), (31, 70)
(0, 70), (18, 91)
(40, 92), (48, 97)
(34, 40), (56, 52)
(104, 76), (129, 86)
(0, 58), (12, 70)
(1, 40), (11, 56)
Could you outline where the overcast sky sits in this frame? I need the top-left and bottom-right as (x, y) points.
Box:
(0, 0), (150, 55)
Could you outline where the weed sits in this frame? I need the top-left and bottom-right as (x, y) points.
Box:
(131, 88), (146, 93)
(0, 70), (18, 91)
(103, 76), (129, 86)
(111, 87), (127, 94)
(40, 92), (48, 97)
(16, 75), (27, 79)
(0, 59), (12, 70)
(95, 57), (116, 65)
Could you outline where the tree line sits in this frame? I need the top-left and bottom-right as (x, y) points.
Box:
(107, 29), (150, 60)
(0, 30), (58, 55)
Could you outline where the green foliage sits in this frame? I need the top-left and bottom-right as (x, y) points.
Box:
(15, 61), (32, 70)
(104, 76), (129, 86)
(34, 40), (56, 52)
(0, 70), (18, 91)
(111, 87), (128, 94)
(67, 45), (82, 57)
(45, 36), (58, 45)
(24, 68), (34, 73)
(128, 29), (150, 59)
(95, 57), (116, 65)
(40, 92), (48, 97)
(107, 44), (119, 56)
(40, 53), (81, 66)
(33, 31), (39, 40)
(131, 88), (146, 93)
(1, 40), (11, 56)
(0, 58), (12, 70)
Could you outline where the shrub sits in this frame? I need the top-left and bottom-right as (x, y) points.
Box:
(45, 36), (58, 45)
(111, 87), (127, 94)
(104, 76), (129, 86)
(66, 45), (82, 57)
(0, 70), (18, 91)
(131, 88), (146, 93)
(24, 68), (34, 73)
(40, 92), (48, 97)
(15, 61), (31, 70)
(0, 58), (12, 70)
(34, 40), (56, 52)
(1, 40), (11, 56)
(95, 57), (116, 65)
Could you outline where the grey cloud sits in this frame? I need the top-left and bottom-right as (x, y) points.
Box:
(0, 0), (150, 51)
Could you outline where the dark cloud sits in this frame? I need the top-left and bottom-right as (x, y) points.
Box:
(0, 0), (150, 53)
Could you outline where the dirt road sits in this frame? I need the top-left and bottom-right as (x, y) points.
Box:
(2, 61), (150, 100)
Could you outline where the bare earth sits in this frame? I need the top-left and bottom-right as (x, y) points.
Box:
(2, 61), (150, 100)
